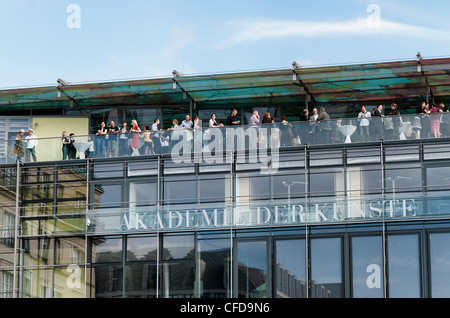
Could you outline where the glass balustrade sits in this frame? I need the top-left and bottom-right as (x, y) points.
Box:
(2, 112), (450, 164)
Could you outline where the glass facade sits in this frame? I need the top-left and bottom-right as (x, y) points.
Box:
(0, 137), (449, 298)
(2, 58), (450, 299)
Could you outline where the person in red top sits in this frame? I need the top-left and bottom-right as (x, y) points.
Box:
(430, 103), (442, 138)
(130, 119), (141, 156)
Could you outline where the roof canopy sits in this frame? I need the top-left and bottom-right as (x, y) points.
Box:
(1, 57), (450, 109)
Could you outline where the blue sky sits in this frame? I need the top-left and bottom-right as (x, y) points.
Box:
(0, 0), (449, 88)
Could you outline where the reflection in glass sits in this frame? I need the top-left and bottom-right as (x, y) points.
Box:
(197, 239), (231, 298)
(275, 239), (306, 298)
(272, 172), (305, 201)
(23, 238), (54, 266)
(127, 235), (158, 261)
(94, 184), (122, 209)
(236, 174), (270, 202)
(387, 235), (420, 298)
(163, 234), (194, 260)
(198, 175), (229, 203)
(237, 240), (267, 298)
(346, 166), (382, 196)
(93, 236), (122, 263)
(385, 165), (422, 194)
(54, 266), (86, 298)
(55, 237), (85, 265)
(309, 168), (344, 198)
(426, 167), (450, 216)
(94, 264), (123, 298)
(310, 237), (342, 298)
(129, 182), (157, 207)
(161, 261), (195, 298)
(430, 233), (450, 298)
(352, 236), (383, 298)
(125, 264), (158, 298)
(93, 163), (124, 179)
(163, 177), (196, 205)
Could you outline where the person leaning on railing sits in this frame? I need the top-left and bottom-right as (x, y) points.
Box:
(317, 107), (332, 144)
(13, 129), (25, 162)
(119, 121), (129, 156)
(440, 102), (450, 137)
(61, 131), (70, 160)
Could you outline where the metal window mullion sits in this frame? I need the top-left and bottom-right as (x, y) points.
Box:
(304, 146), (310, 298)
(156, 154), (162, 298)
(380, 141), (388, 298)
(84, 159), (90, 298)
(13, 159), (22, 298)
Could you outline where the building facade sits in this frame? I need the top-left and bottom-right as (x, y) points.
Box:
(1, 58), (450, 298)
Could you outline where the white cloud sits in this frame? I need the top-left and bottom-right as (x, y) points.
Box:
(215, 17), (450, 49)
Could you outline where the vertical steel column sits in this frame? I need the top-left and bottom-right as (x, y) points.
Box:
(13, 159), (22, 298)
(304, 145), (309, 298)
(380, 141), (387, 298)
(156, 154), (162, 298)
(229, 149), (234, 298)
(84, 159), (90, 298)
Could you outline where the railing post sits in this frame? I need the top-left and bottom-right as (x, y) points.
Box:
(13, 159), (22, 298)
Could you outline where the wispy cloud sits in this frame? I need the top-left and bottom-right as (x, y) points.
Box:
(215, 17), (450, 49)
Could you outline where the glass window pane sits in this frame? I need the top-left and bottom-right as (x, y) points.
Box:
(54, 266), (86, 298)
(22, 268), (53, 298)
(94, 184), (122, 209)
(236, 174), (270, 202)
(309, 168), (344, 198)
(385, 165), (422, 194)
(125, 264), (158, 298)
(163, 176), (196, 205)
(94, 265), (123, 298)
(347, 166), (382, 196)
(163, 234), (194, 260)
(310, 237), (342, 298)
(198, 174), (230, 203)
(23, 238), (54, 266)
(272, 172), (306, 201)
(127, 236), (158, 261)
(426, 167), (450, 189)
(161, 260), (195, 298)
(198, 239), (231, 298)
(129, 182), (157, 207)
(275, 239), (306, 298)
(430, 233), (450, 297)
(237, 240), (268, 298)
(55, 237), (86, 265)
(93, 236), (122, 263)
(93, 163), (124, 179)
(351, 236), (383, 298)
(125, 108), (160, 129)
(387, 235), (420, 298)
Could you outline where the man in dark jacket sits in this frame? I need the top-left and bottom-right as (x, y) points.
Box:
(372, 104), (384, 141)
(298, 109), (309, 144)
(317, 107), (332, 144)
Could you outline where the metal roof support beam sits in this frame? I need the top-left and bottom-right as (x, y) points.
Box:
(173, 70), (197, 112)
(417, 53), (435, 103)
(292, 61), (316, 106)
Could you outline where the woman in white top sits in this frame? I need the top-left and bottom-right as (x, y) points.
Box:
(209, 113), (219, 128)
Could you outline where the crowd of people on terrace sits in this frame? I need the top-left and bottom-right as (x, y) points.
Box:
(11, 101), (450, 161)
